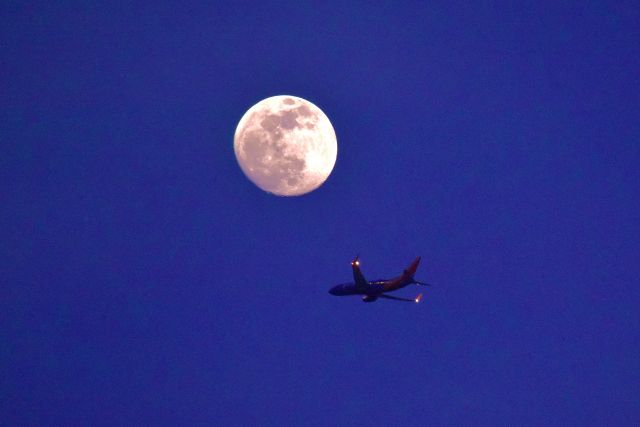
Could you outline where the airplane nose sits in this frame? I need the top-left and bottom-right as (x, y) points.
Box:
(329, 285), (339, 295)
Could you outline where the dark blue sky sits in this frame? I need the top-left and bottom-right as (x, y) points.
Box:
(2, 2), (639, 425)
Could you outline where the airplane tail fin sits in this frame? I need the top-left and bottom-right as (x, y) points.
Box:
(403, 257), (432, 286)
(403, 256), (421, 278)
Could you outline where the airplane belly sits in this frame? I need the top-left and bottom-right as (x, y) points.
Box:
(368, 283), (386, 294)
(383, 280), (404, 292)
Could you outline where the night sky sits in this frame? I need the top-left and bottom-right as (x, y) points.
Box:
(2, 2), (639, 425)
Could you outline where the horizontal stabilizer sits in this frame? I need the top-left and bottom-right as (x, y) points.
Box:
(414, 281), (431, 286)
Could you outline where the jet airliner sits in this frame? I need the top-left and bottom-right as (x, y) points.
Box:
(329, 256), (430, 303)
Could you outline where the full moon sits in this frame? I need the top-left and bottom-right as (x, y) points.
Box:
(233, 95), (337, 196)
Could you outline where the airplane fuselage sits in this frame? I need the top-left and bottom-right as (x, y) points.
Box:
(329, 276), (413, 297)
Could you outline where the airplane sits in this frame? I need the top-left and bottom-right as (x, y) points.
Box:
(329, 256), (431, 303)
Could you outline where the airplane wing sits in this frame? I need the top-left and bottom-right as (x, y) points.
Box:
(351, 256), (368, 288)
(378, 293), (423, 303)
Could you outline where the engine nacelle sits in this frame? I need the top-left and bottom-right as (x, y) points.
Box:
(362, 295), (378, 303)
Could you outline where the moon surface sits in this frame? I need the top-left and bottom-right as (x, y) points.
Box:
(233, 95), (337, 196)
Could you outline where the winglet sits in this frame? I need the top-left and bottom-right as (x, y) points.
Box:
(351, 255), (360, 267)
(415, 293), (423, 303)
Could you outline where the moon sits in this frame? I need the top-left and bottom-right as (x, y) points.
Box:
(233, 95), (337, 196)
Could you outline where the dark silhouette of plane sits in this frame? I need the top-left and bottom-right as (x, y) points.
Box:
(329, 256), (430, 303)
